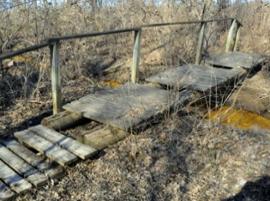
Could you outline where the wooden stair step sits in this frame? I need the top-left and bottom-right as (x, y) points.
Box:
(14, 131), (78, 166)
(29, 125), (97, 160)
(0, 145), (48, 187)
(0, 180), (15, 201)
(1, 139), (64, 179)
(0, 160), (32, 194)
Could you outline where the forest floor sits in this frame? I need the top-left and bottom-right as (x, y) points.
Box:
(1, 53), (270, 201)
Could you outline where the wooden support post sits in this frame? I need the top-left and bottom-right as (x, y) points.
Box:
(131, 29), (142, 83)
(233, 26), (241, 51)
(50, 41), (62, 114)
(225, 19), (240, 52)
(195, 22), (206, 65)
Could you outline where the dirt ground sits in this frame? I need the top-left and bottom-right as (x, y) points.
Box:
(12, 113), (270, 201)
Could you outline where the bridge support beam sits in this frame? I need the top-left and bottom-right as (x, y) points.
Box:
(50, 41), (62, 114)
(225, 19), (240, 52)
(131, 29), (142, 83)
(195, 22), (206, 65)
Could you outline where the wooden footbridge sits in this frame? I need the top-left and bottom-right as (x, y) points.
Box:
(0, 17), (267, 200)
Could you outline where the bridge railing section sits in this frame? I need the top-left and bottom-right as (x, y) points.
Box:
(0, 18), (242, 114)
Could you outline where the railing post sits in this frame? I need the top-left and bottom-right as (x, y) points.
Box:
(131, 28), (142, 83)
(195, 22), (206, 65)
(225, 19), (240, 52)
(233, 26), (241, 51)
(50, 41), (62, 114)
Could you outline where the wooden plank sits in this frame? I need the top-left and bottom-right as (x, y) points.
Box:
(0, 160), (32, 194)
(0, 145), (48, 187)
(205, 52), (265, 70)
(81, 127), (127, 150)
(63, 84), (192, 130)
(29, 125), (97, 160)
(14, 131), (78, 166)
(146, 64), (245, 92)
(1, 139), (64, 179)
(0, 180), (15, 201)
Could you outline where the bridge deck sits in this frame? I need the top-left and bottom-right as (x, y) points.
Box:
(63, 83), (193, 131)
(146, 64), (246, 92)
(205, 52), (265, 70)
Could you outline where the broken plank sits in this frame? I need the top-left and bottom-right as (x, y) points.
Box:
(1, 139), (64, 179)
(14, 131), (78, 166)
(0, 180), (15, 201)
(0, 145), (48, 187)
(0, 159), (32, 194)
(29, 125), (97, 160)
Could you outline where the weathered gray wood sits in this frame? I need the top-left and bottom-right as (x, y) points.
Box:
(29, 125), (97, 160)
(0, 180), (15, 201)
(0, 160), (32, 194)
(1, 139), (64, 179)
(0, 145), (48, 187)
(14, 131), (77, 166)
(146, 64), (245, 92)
(82, 127), (127, 150)
(195, 22), (206, 65)
(41, 111), (83, 130)
(131, 29), (142, 83)
(225, 19), (239, 52)
(50, 42), (62, 114)
(205, 52), (265, 70)
(64, 84), (192, 130)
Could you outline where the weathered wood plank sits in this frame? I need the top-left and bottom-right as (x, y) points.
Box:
(81, 127), (127, 150)
(0, 180), (15, 201)
(146, 64), (245, 92)
(29, 125), (97, 160)
(41, 111), (83, 130)
(1, 139), (64, 179)
(14, 131), (78, 166)
(0, 160), (32, 194)
(205, 52), (265, 70)
(63, 84), (192, 130)
(0, 145), (48, 187)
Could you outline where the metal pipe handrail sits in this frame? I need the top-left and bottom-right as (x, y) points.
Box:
(0, 17), (241, 61)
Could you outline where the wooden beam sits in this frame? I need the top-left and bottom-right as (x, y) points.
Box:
(50, 42), (62, 114)
(41, 111), (83, 130)
(225, 19), (240, 52)
(81, 127), (127, 150)
(131, 29), (142, 83)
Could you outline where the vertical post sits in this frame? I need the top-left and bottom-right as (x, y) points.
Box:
(50, 41), (62, 114)
(195, 22), (206, 65)
(225, 19), (240, 52)
(195, 3), (206, 65)
(131, 28), (142, 83)
(233, 26), (241, 51)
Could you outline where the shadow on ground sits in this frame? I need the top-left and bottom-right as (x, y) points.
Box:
(223, 175), (270, 201)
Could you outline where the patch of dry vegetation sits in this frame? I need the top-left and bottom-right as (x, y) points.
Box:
(1, 1), (270, 201)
